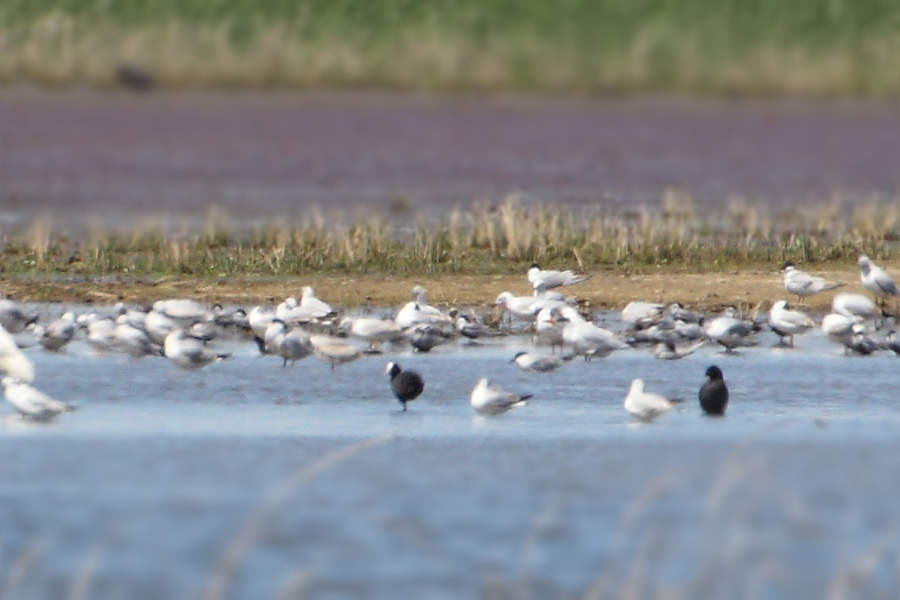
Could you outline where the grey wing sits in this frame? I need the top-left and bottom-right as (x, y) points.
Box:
(874, 270), (900, 296)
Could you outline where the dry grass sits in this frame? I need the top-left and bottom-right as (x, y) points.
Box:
(1, 197), (899, 276)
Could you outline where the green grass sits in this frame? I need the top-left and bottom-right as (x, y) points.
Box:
(4, 198), (900, 279)
(0, 0), (899, 93)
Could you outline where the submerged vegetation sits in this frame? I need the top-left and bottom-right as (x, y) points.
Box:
(1, 0), (900, 94)
(3, 196), (900, 280)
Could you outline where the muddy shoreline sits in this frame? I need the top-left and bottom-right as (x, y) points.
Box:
(0, 267), (869, 313)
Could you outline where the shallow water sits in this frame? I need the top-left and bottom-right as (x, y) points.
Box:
(2, 317), (900, 598)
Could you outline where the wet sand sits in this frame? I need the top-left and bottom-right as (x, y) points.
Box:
(1, 91), (899, 230)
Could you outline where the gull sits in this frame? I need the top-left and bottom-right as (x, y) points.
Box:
(35, 312), (76, 351)
(452, 313), (501, 341)
(310, 335), (362, 372)
(249, 306), (278, 337)
(187, 314), (220, 343)
(832, 293), (880, 320)
(0, 324), (34, 383)
(115, 303), (148, 331)
(395, 287), (450, 329)
(699, 366), (729, 416)
(164, 329), (229, 370)
(654, 340), (706, 360)
(2, 377), (70, 420)
(405, 323), (453, 353)
(527, 264), (591, 292)
(768, 300), (815, 347)
(510, 351), (568, 373)
(624, 379), (679, 422)
(77, 314), (118, 353)
(781, 262), (844, 302)
(341, 316), (405, 352)
(848, 324), (880, 356)
(114, 315), (158, 357)
(621, 302), (664, 329)
(264, 320), (313, 366)
(704, 310), (758, 353)
(494, 292), (541, 321)
(144, 310), (178, 345)
(301, 286), (337, 317)
(0, 297), (39, 334)
(666, 303), (703, 324)
(385, 362), (425, 411)
(535, 307), (565, 351)
(558, 306), (628, 360)
(470, 378), (532, 416)
(821, 313), (857, 350)
(212, 305), (250, 331)
(153, 298), (207, 329)
(857, 255), (900, 305)
(276, 297), (323, 324)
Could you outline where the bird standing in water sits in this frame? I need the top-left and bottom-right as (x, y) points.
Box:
(699, 366), (729, 416)
(385, 362), (425, 411)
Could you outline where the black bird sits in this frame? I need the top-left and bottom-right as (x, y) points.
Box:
(385, 362), (425, 411)
(699, 365), (729, 416)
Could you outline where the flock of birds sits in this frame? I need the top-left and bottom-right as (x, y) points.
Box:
(0, 254), (897, 423)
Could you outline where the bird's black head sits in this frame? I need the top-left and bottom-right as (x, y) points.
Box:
(529, 263), (541, 270)
(781, 260), (795, 271)
(510, 351), (527, 363)
(705, 365), (724, 380)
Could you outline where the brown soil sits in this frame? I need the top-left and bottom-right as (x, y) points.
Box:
(2, 266), (868, 312)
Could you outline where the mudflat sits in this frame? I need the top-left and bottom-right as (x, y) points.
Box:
(2, 266), (869, 312)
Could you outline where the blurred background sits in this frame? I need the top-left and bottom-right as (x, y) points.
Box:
(1, 0), (899, 234)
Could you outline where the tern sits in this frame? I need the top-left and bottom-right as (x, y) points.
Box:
(35, 312), (76, 351)
(768, 300), (815, 347)
(163, 329), (229, 370)
(470, 378), (532, 416)
(624, 379), (680, 422)
(527, 264), (591, 292)
(510, 351), (568, 373)
(781, 262), (844, 303)
(0, 297), (39, 334)
(2, 377), (71, 420)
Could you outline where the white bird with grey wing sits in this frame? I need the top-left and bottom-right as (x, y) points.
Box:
(527, 264), (591, 292)
(510, 351), (568, 373)
(768, 300), (815, 347)
(470, 378), (532, 416)
(2, 377), (71, 420)
(0, 297), (39, 334)
(623, 379), (679, 422)
(781, 262), (844, 302)
(858, 255), (900, 304)
(153, 298), (208, 329)
(164, 329), (229, 370)
(0, 324), (34, 383)
(558, 306), (628, 360)
(704, 308), (759, 352)
(36, 312), (76, 351)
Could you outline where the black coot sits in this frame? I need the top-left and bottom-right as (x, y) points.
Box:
(385, 362), (425, 411)
(699, 365), (729, 416)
